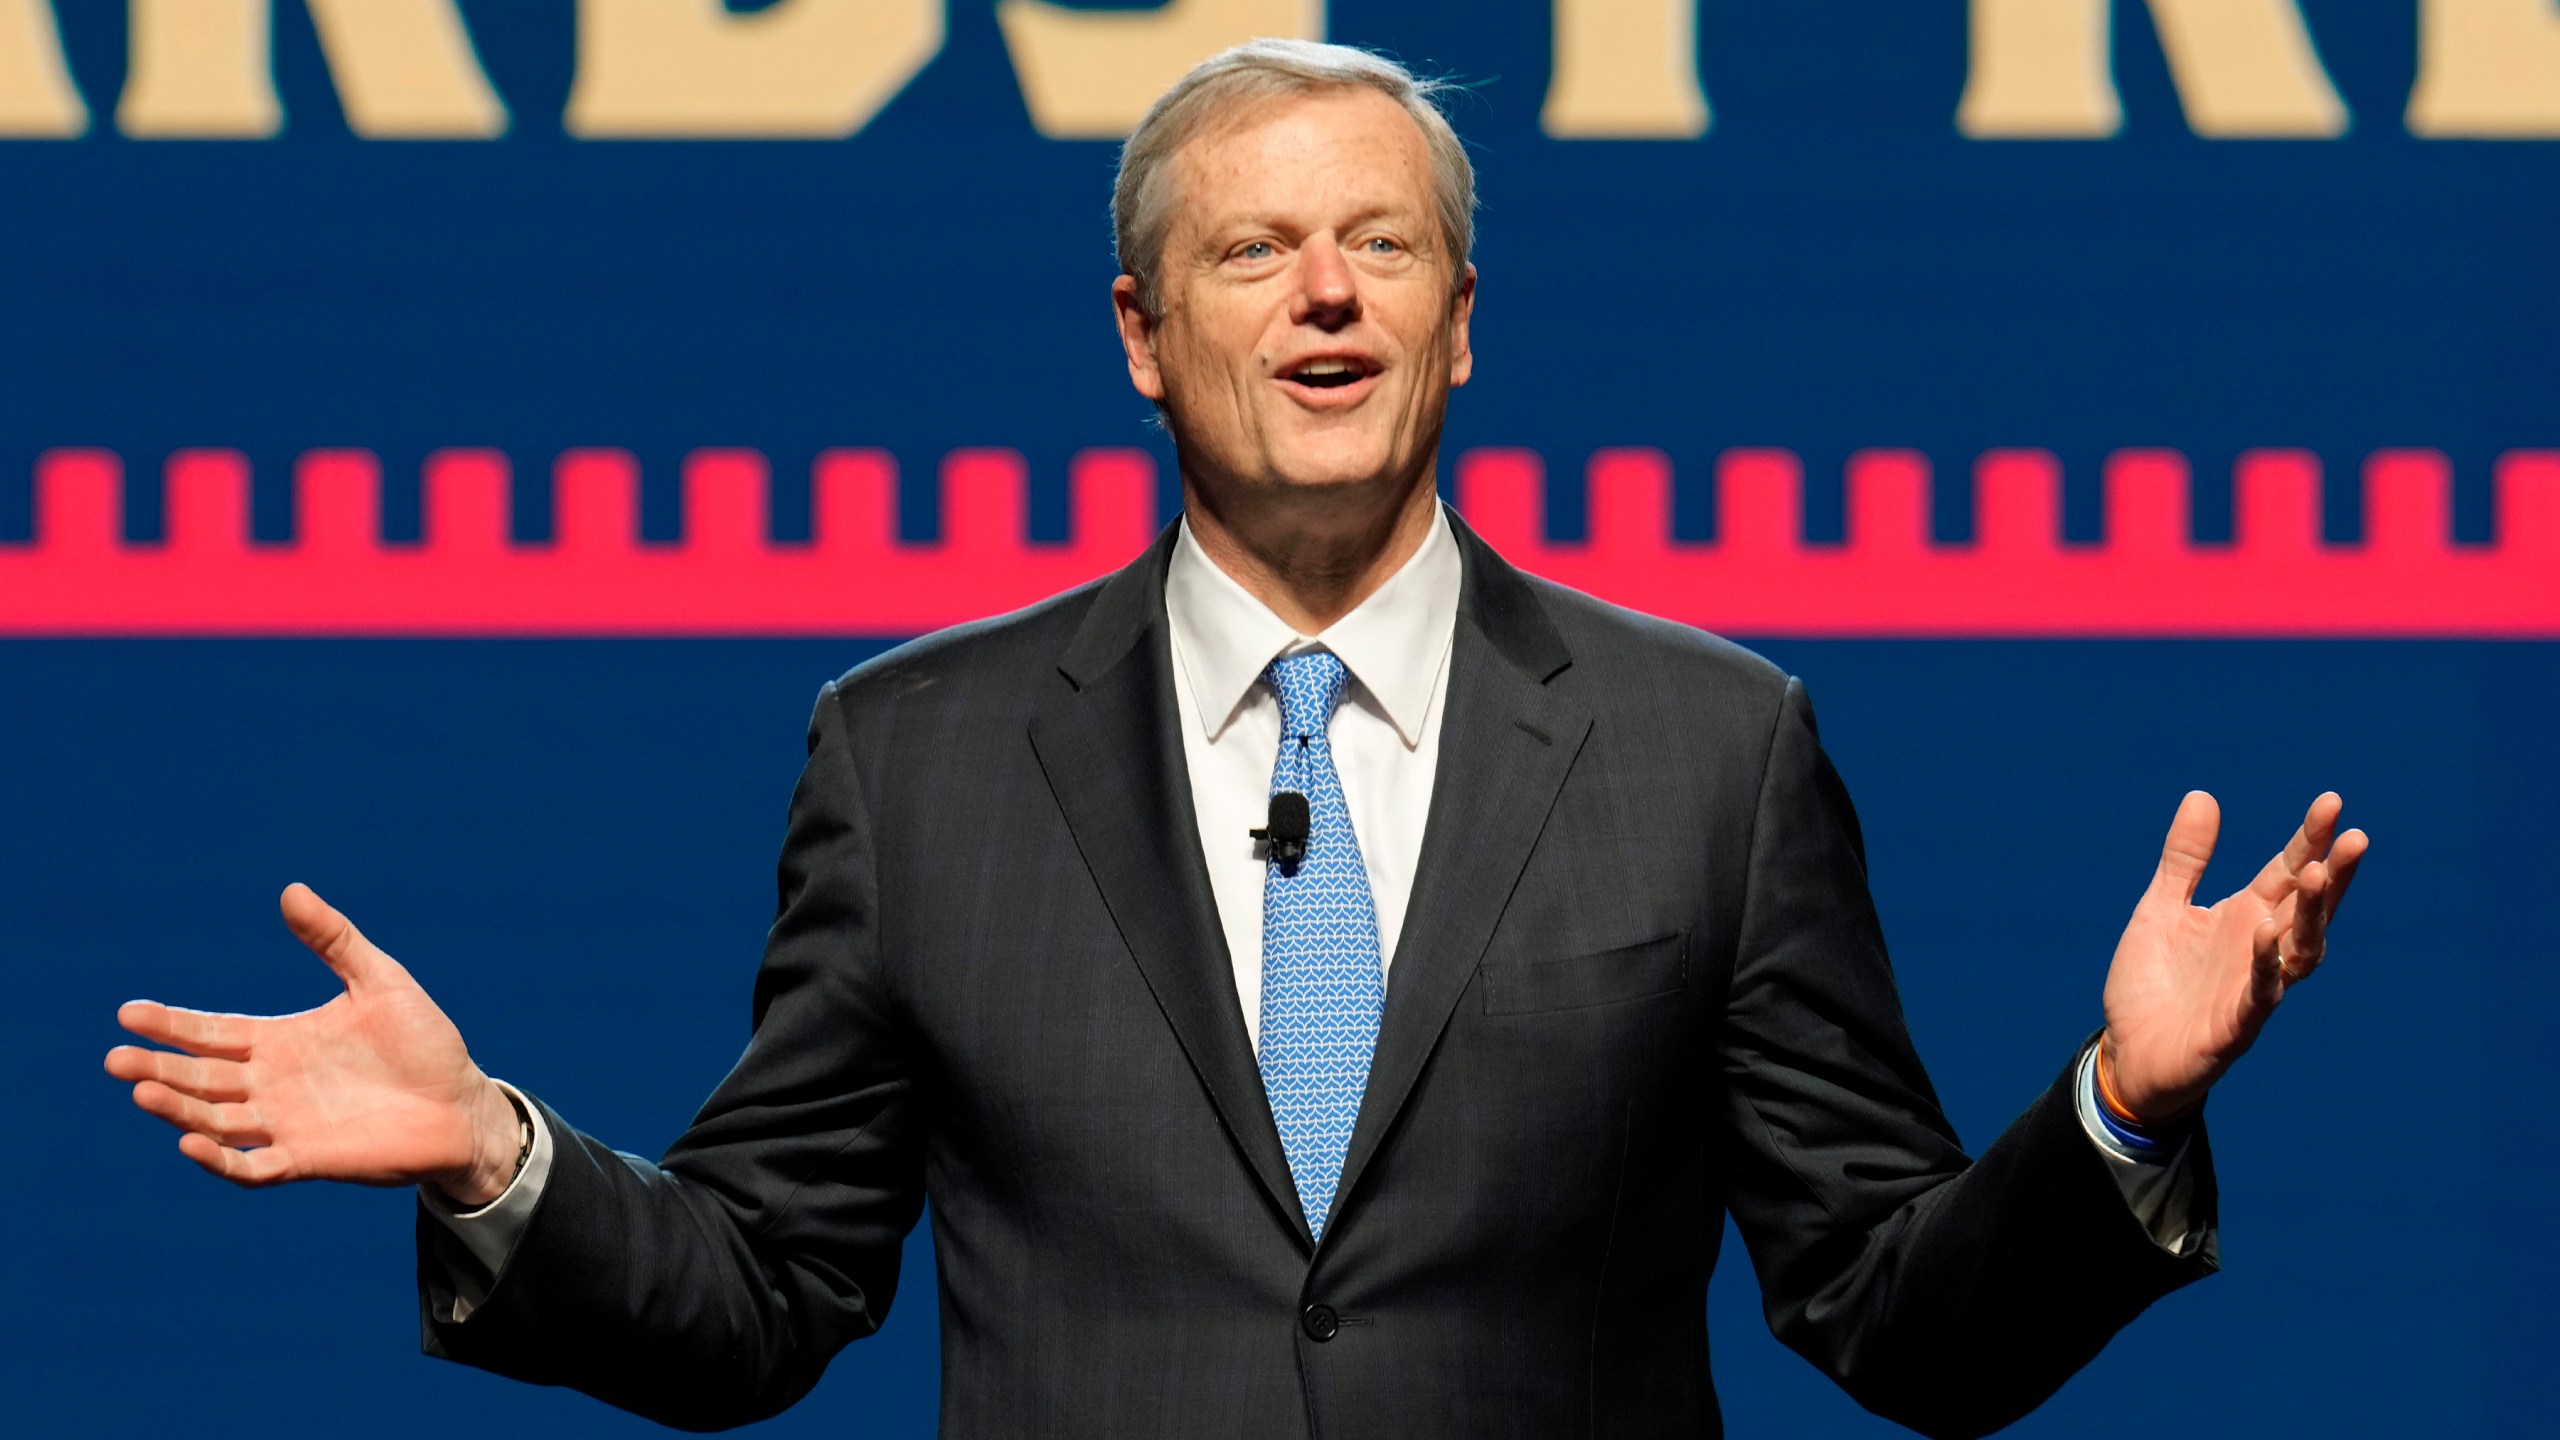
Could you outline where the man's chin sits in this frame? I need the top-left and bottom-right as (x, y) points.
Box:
(1259, 441), (1424, 498)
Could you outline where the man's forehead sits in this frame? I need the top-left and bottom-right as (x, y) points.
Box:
(1168, 88), (1435, 223)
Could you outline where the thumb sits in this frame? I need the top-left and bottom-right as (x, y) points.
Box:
(2149, 790), (2222, 906)
(279, 883), (395, 992)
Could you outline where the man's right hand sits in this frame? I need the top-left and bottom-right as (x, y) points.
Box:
(105, 883), (525, 1208)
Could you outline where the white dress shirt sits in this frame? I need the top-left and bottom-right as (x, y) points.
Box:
(1165, 506), (1461, 1049)
(429, 501), (2198, 1314)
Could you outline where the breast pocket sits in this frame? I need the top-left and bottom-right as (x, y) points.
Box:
(1481, 931), (1688, 1016)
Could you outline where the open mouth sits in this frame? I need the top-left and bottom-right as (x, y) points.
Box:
(1280, 356), (1379, 391)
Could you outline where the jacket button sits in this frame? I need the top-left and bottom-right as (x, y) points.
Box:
(1301, 1303), (1340, 1342)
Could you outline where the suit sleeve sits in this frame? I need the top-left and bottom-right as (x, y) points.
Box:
(417, 682), (927, 1432)
(1715, 678), (2218, 1440)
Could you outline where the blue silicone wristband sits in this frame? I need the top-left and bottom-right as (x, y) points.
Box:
(2092, 1093), (2175, 1153)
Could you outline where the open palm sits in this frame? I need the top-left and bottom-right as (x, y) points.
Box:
(2101, 791), (2369, 1122)
(105, 884), (514, 1197)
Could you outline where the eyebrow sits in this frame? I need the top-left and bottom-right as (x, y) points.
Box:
(1197, 203), (1423, 246)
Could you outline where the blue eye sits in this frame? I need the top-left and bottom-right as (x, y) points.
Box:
(1238, 241), (1275, 261)
(1364, 237), (1400, 254)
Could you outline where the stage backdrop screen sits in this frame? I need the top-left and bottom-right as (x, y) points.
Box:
(3, 3), (2553, 1436)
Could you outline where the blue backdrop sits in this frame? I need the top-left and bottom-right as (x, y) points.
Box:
(3, 1), (2553, 1435)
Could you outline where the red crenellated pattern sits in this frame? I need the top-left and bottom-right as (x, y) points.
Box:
(3, 444), (2554, 636)
(1459, 446), (2560, 636)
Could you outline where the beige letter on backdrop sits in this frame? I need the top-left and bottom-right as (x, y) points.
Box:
(2408, 0), (2560, 136)
(0, 0), (85, 136)
(567, 0), (943, 138)
(118, 0), (507, 139)
(1958, 0), (2117, 136)
(1542, 0), (1709, 138)
(2145, 0), (2349, 135)
(118, 0), (280, 136)
(998, 0), (1321, 139)
(1959, 0), (2347, 138)
(300, 0), (510, 136)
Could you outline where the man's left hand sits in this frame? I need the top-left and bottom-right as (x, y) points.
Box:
(2100, 791), (2370, 1124)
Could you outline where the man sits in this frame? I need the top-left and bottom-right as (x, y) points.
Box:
(106, 40), (2366, 1440)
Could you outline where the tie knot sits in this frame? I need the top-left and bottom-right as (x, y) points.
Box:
(1264, 650), (1348, 741)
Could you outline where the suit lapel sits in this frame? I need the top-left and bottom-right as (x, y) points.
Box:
(1027, 528), (1311, 1245)
(1331, 517), (1592, 1224)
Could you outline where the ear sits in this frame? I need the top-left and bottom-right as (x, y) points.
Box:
(1112, 275), (1166, 403)
(1446, 263), (1477, 389)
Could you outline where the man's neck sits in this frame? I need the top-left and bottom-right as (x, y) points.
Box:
(1180, 472), (1440, 634)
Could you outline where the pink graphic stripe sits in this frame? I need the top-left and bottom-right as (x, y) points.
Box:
(5, 444), (2556, 637)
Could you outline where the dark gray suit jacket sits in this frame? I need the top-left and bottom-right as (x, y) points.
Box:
(420, 514), (2216, 1437)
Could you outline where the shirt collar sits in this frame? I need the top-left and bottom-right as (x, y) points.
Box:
(1165, 502), (1461, 749)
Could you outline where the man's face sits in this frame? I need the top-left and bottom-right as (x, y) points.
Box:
(1116, 87), (1475, 508)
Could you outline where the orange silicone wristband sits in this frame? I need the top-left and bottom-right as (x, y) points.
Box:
(2096, 1041), (2193, 1129)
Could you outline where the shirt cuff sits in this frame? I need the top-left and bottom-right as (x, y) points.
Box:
(2074, 1043), (2205, 1257)
(417, 1080), (554, 1321)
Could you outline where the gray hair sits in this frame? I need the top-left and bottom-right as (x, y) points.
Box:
(1113, 39), (1476, 317)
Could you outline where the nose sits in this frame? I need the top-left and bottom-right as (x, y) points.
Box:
(1290, 234), (1359, 330)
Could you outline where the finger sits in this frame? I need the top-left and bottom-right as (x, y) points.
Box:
(2250, 915), (2288, 1009)
(2322, 828), (2370, 921)
(103, 1045), (250, 1102)
(2281, 859), (2330, 979)
(175, 1132), (294, 1188)
(2149, 791), (2222, 906)
(130, 1081), (273, 1149)
(2249, 792), (2343, 907)
(115, 1000), (254, 1061)
(279, 883), (395, 992)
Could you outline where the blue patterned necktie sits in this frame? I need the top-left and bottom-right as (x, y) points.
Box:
(1256, 649), (1387, 1244)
